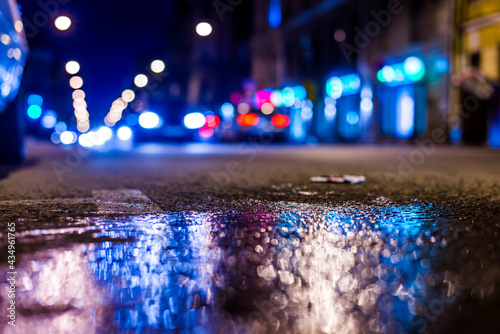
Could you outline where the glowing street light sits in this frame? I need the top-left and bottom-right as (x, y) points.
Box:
(196, 22), (212, 37)
(69, 76), (83, 89)
(138, 111), (160, 129)
(150, 60), (165, 74)
(121, 89), (135, 102)
(65, 60), (80, 75)
(117, 126), (132, 140)
(134, 74), (148, 88)
(54, 16), (72, 31)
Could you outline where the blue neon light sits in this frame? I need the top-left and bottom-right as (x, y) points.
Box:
(396, 90), (415, 138)
(450, 127), (462, 143)
(346, 111), (359, 125)
(378, 57), (426, 87)
(292, 85), (307, 100)
(325, 73), (361, 98)
(41, 110), (57, 128)
(434, 57), (449, 73)
(27, 94), (43, 106)
(268, 0), (281, 28)
(27, 105), (42, 119)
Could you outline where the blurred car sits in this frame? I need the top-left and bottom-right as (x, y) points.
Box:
(235, 107), (289, 143)
(0, 0), (28, 163)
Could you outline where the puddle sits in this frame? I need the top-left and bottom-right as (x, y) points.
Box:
(1, 201), (499, 333)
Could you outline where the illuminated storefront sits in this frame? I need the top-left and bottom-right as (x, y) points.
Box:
(454, 0), (500, 147)
(376, 56), (427, 139)
(324, 73), (363, 141)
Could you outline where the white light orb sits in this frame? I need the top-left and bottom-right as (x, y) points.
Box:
(134, 74), (148, 88)
(65, 60), (80, 74)
(150, 60), (165, 73)
(54, 16), (72, 31)
(117, 126), (132, 140)
(196, 22), (212, 37)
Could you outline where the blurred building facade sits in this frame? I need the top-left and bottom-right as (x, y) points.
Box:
(453, 0), (500, 146)
(250, 0), (459, 144)
(186, 1), (252, 107)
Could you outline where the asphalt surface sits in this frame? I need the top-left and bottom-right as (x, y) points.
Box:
(1, 140), (499, 212)
(0, 140), (500, 333)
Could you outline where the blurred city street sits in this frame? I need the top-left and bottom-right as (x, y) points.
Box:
(1, 141), (500, 333)
(1, 140), (500, 206)
(2, 0), (500, 332)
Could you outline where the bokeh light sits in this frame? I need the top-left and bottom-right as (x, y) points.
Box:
(27, 105), (42, 119)
(73, 99), (87, 110)
(206, 115), (220, 128)
(65, 61), (80, 75)
(60, 131), (77, 145)
(126, 114), (138, 126)
(281, 87), (295, 107)
(221, 103), (235, 118)
(292, 86), (307, 100)
(134, 74), (148, 88)
(69, 76), (84, 89)
(237, 102), (250, 114)
(382, 66), (395, 82)
(196, 22), (212, 37)
(230, 92), (242, 105)
(434, 57), (449, 73)
(237, 113), (259, 127)
(50, 132), (61, 144)
(41, 110), (57, 128)
(78, 133), (94, 148)
(14, 20), (23, 33)
(98, 126), (113, 141)
(198, 126), (214, 138)
(138, 111), (160, 129)
(183, 112), (206, 129)
(404, 57), (424, 76)
(346, 111), (360, 125)
(72, 89), (85, 101)
(360, 98), (374, 113)
(27, 94), (43, 106)
(271, 114), (290, 127)
(54, 16), (72, 31)
(261, 102), (274, 115)
(301, 107), (313, 121)
(270, 91), (283, 107)
(1, 34), (11, 45)
(150, 60), (165, 74)
(54, 121), (67, 133)
(334, 29), (346, 42)
(117, 126), (132, 140)
(121, 89), (135, 102)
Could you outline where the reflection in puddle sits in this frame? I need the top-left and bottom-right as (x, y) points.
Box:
(0, 202), (479, 332)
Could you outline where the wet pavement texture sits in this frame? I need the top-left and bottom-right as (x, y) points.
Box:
(1, 142), (500, 333)
(2, 199), (500, 333)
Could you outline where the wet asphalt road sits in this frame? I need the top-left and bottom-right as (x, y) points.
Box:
(0, 140), (500, 333)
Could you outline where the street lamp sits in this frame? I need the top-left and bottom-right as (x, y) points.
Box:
(121, 89), (135, 102)
(54, 16), (72, 31)
(196, 22), (212, 37)
(65, 60), (80, 75)
(69, 76), (83, 89)
(134, 74), (148, 88)
(150, 60), (165, 74)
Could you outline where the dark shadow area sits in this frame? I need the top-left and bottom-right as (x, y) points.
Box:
(0, 157), (39, 181)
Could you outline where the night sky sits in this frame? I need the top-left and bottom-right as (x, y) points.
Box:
(18, 0), (194, 116)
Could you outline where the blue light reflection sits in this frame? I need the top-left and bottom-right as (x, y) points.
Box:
(3, 202), (464, 333)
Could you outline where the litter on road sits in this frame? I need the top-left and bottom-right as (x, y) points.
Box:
(310, 174), (366, 184)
